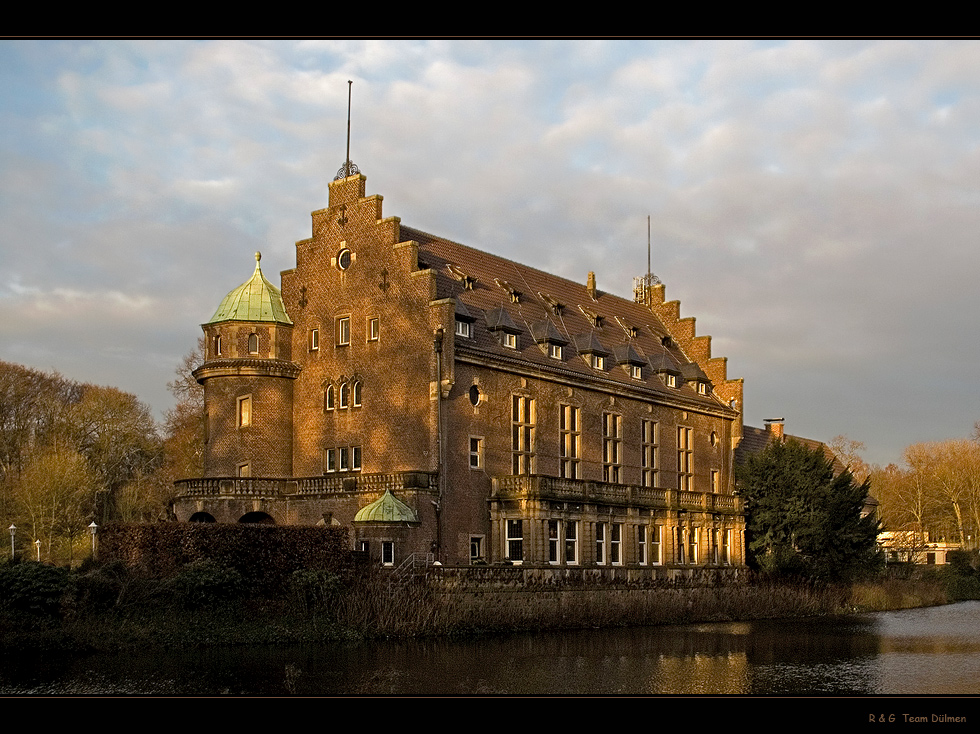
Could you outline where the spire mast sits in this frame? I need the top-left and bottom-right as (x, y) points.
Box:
(334, 80), (360, 180)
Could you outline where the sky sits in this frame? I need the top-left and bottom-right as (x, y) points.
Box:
(2, 39), (979, 468)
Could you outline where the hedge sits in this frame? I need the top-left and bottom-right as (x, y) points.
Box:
(96, 523), (353, 593)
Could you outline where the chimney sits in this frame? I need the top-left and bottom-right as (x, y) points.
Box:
(587, 271), (597, 300)
(764, 418), (785, 441)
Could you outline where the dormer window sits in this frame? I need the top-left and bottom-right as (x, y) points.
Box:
(579, 305), (604, 328)
(456, 320), (472, 338)
(549, 344), (562, 360)
(504, 333), (518, 349)
(666, 374), (677, 388)
(591, 354), (604, 370)
(631, 364), (642, 379)
(698, 382), (708, 395)
(447, 264), (476, 290)
(494, 278), (522, 303)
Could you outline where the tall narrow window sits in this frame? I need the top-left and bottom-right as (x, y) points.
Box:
(548, 520), (560, 564)
(310, 329), (319, 351)
(595, 523), (606, 565)
(642, 419), (659, 487)
(336, 316), (351, 346)
(339, 382), (350, 409)
(677, 526), (686, 564)
(351, 446), (362, 471)
(237, 395), (251, 427)
(722, 529), (731, 565)
(565, 521), (578, 565)
(651, 525), (661, 565)
(560, 405), (581, 479)
(382, 541), (394, 566)
(214, 335), (222, 356)
(678, 426), (693, 491)
(711, 528), (719, 564)
(324, 385), (335, 412)
(610, 523), (622, 565)
(603, 413), (622, 483)
(506, 519), (523, 563)
(469, 437), (484, 469)
(352, 380), (362, 408)
(248, 333), (259, 354)
(368, 317), (380, 341)
(325, 448), (336, 473)
(511, 396), (535, 475)
(711, 469), (720, 493)
(637, 525), (647, 565)
(688, 527), (698, 564)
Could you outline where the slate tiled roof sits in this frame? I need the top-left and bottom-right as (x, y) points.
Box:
(735, 424), (846, 474)
(404, 226), (727, 411)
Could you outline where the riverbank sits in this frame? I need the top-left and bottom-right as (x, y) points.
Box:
(0, 559), (960, 653)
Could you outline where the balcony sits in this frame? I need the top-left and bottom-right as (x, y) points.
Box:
(175, 471), (438, 499)
(491, 475), (741, 514)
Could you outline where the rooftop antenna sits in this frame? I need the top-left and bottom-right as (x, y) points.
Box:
(334, 80), (360, 180)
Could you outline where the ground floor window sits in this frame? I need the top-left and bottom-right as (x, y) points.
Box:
(382, 541), (394, 566)
(506, 520), (523, 563)
(564, 521), (578, 564)
(637, 525), (647, 565)
(651, 525), (661, 565)
(688, 527), (698, 564)
(610, 523), (622, 565)
(596, 523), (606, 565)
(470, 536), (484, 564)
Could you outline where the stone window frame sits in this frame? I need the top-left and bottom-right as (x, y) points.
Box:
(560, 404), (581, 480)
(310, 328), (319, 351)
(336, 315), (351, 347)
(469, 436), (484, 469)
(368, 317), (380, 342)
(677, 425), (693, 492)
(505, 519), (524, 564)
(642, 419), (659, 488)
(602, 412), (623, 484)
(237, 395), (252, 428)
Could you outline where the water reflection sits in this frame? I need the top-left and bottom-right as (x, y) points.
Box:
(3, 602), (980, 695)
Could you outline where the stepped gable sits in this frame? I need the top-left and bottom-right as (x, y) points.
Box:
(404, 225), (733, 412)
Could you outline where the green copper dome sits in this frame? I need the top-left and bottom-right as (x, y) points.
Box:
(353, 490), (420, 524)
(208, 252), (292, 325)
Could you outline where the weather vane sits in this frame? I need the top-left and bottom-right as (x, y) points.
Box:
(335, 80), (360, 180)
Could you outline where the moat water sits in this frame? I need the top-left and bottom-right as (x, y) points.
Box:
(3, 601), (980, 696)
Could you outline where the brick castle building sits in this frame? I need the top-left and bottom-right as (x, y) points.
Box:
(173, 171), (747, 572)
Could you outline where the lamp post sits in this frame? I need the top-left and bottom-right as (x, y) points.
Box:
(89, 521), (98, 556)
(34, 538), (40, 562)
(8, 524), (15, 560)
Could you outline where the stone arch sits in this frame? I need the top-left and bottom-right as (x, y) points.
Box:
(189, 512), (217, 523)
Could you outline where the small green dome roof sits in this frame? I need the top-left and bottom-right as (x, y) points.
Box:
(354, 490), (420, 524)
(208, 252), (292, 325)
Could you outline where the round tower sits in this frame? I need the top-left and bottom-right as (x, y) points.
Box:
(194, 252), (300, 478)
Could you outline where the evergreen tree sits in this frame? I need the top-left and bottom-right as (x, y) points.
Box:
(738, 438), (882, 580)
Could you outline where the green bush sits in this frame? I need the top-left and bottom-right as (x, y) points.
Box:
(171, 560), (246, 610)
(0, 561), (73, 619)
(290, 569), (342, 615)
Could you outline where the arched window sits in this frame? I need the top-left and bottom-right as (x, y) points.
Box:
(339, 382), (350, 409)
(324, 385), (335, 411)
(248, 333), (259, 354)
(352, 380), (362, 407)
